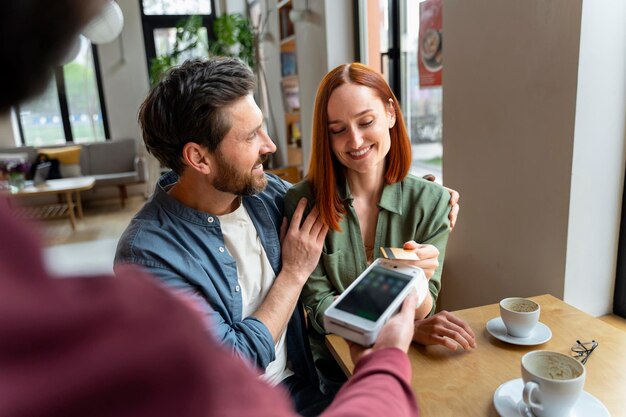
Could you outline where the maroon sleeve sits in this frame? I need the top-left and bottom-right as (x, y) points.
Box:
(320, 348), (419, 417)
(0, 201), (298, 417)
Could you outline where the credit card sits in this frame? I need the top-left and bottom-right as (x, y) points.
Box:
(379, 247), (420, 261)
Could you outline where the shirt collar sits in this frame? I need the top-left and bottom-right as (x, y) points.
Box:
(154, 171), (265, 225)
(338, 176), (403, 215)
(379, 180), (403, 215)
(153, 171), (220, 225)
(337, 177), (353, 202)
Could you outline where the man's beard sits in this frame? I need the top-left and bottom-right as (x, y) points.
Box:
(212, 151), (269, 196)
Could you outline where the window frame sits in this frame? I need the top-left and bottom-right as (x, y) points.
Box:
(139, 0), (216, 74)
(15, 44), (110, 145)
(615, 169), (626, 318)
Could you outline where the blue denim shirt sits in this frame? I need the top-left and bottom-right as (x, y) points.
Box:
(114, 171), (317, 385)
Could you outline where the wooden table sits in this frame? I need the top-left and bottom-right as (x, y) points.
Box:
(327, 294), (626, 417)
(5, 177), (95, 230)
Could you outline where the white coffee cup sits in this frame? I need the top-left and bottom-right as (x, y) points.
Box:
(499, 297), (540, 338)
(521, 350), (585, 417)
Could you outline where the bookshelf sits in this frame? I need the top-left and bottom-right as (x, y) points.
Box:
(277, 0), (303, 174)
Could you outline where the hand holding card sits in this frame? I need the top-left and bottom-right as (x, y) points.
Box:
(380, 247), (421, 261)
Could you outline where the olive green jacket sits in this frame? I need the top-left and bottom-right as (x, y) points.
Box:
(284, 174), (451, 337)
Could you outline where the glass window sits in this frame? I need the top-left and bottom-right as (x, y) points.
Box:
(64, 40), (106, 143)
(17, 39), (108, 146)
(140, 1), (215, 81)
(153, 26), (209, 65)
(18, 81), (66, 146)
(402, 0), (443, 178)
(358, 0), (443, 182)
(143, 0), (212, 15)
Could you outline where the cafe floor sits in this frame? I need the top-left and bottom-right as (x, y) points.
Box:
(33, 195), (146, 276)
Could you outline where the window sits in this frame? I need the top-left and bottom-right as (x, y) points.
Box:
(143, 0), (212, 15)
(140, 0), (215, 74)
(357, 0), (443, 182)
(16, 39), (109, 146)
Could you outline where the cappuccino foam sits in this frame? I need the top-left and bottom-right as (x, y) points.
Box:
(531, 356), (582, 380)
(505, 301), (538, 313)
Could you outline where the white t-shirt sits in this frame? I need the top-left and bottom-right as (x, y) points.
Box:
(217, 201), (293, 386)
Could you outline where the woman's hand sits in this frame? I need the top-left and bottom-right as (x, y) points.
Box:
(413, 310), (476, 350)
(400, 241), (439, 280)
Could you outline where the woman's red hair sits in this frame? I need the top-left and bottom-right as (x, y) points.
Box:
(307, 62), (412, 231)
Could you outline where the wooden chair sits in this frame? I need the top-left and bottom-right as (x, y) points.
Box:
(267, 166), (301, 184)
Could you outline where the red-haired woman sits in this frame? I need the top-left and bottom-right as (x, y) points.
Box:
(284, 63), (475, 393)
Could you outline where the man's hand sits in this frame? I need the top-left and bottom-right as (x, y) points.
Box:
(400, 241), (439, 280)
(413, 310), (476, 350)
(447, 188), (459, 230)
(253, 198), (328, 342)
(280, 198), (328, 286)
(423, 174), (460, 231)
(349, 292), (418, 363)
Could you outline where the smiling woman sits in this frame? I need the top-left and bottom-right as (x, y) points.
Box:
(283, 62), (474, 395)
(306, 63), (411, 231)
(326, 83), (395, 180)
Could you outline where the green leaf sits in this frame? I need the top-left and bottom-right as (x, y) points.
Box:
(210, 13), (255, 69)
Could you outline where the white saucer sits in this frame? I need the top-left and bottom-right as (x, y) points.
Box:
(493, 378), (610, 417)
(486, 317), (552, 346)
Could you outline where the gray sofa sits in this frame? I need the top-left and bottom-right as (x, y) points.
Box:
(0, 138), (146, 207)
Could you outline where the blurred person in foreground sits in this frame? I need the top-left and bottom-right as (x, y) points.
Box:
(0, 1), (420, 416)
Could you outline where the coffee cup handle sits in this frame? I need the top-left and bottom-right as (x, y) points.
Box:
(523, 381), (543, 412)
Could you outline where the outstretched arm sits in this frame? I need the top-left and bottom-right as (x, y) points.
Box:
(325, 293), (420, 417)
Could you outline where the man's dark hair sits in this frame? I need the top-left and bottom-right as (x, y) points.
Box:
(138, 58), (256, 175)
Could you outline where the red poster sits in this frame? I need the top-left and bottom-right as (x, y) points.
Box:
(418, 0), (442, 87)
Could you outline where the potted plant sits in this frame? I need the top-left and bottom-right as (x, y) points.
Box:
(0, 158), (30, 193)
(149, 14), (255, 86)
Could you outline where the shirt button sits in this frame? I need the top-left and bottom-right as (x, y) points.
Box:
(218, 246), (225, 253)
(235, 285), (240, 292)
(207, 217), (214, 223)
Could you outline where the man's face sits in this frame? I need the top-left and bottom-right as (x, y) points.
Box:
(211, 94), (276, 196)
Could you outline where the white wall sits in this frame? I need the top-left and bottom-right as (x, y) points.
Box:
(97, 0), (149, 141)
(96, 0), (158, 196)
(564, 0), (626, 316)
(442, 0), (584, 310)
(262, 0), (290, 167)
(292, 0), (355, 173)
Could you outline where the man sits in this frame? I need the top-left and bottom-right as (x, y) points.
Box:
(115, 57), (331, 415)
(1, 2), (419, 416)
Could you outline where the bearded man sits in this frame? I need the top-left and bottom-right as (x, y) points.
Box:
(114, 57), (331, 416)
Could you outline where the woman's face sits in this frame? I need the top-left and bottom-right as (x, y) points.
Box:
(326, 83), (395, 176)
